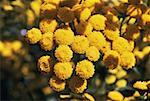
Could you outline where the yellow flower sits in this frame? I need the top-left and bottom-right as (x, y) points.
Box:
(26, 9), (35, 25)
(54, 62), (73, 80)
(49, 76), (66, 92)
(103, 28), (120, 40)
(60, 0), (80, 8)
(30, 0), (41, 16)
(57, 7), (75, 23)
(86, 46), (100, 62)
(141, 14), (150, 25)
(11, 41), (22, 52)
(127, 5), (142, 17)
(69, 76), (87, 93)
(103, 50), (120, 69)
(120, 51), (136, 69)
(39, 32), (54, 51)
(75, 21), (93, 36)
(112, 37), (131, 54)
(71, 36), (89, 54)
(142, 46), (150, 56)
(0, 41), (4, 53)
(128, 41), (135, 52)
(116, 69), (127, 79)
(80, 8), (91, 21)
(105, 75), (116, 84)
(40, 2), (57, 18)
(100, 41), (111, 53)
(88, 14), (107, 30)
(82, 93), (95, 101)
(116, 79), (127, 88)
(11, 0), (25, 8)
(39, 18), (58, 33)
(26, 28), (42, 44)
(76, 60), (95, 79)
(87, 31), (106, 51)
(124, 96), (135, 101)
(124, 25), (140, 40)
(108, 91), (124, 101)
(44, 0), (60, 6)
(133, 81), (148, 90)
(54, 28), (74, 45)
(1, 48), (12, 57)
(82, 0), (101, 8)
(55, 45), (73, 62)
(38, 55), (52, 73)
(133, 91), (140, 97)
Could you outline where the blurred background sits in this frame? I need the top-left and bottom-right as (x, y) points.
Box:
(0, 0), (150, 101)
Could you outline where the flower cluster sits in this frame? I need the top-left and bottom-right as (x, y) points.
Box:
(25, 0), (150, 100)
(0, 40), (23, 58)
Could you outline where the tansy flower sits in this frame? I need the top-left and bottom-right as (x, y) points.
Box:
(54, 62), (73, 80)
(71, 36), (89, 54)
(128, 41), (135, 52)
(103, 50), (120, 69)
(69, 76), (87, 93)
(101, 41), (111, 53)
(49, 76), (66, 92)
(39, 18), (58, 33)
(25, 28), (42, 44)
(82, 0), (101, 8)
(105, 75), (116, 85)
(108, 91), (124, 101)
(80, 8), (91, 21)
(0, 41), (4, 53)
(116, 69), (127, 79)
(39, 32), (54, 51)
(141, 14), (150, 25)
(1, 48), (12, 57)
(75, 21), (93, 36)
(133, 81), (148, 90)
(82, 93), (95, 101)
(57, 7), (75, 23)
(142, 46), (150, 55)
(112, 37), (131, 54)
(40, 2), (57, 18)
(44, 0), (60, 6)
(38, 55), (52, 73)
(120, 51), (136, 69)
(133, 91), (140, 97)
(11, 40), (22, 52)
(127, 5), (142, 17)
(30, 0), (41, 16)
(124, 25), (140, 40)
(75, 60), (95, 79)
(87, 31), (106, 51)
(88, 14), (107, 30)
(26, 9), (35, 25)
(116, 79), (127, 88)
(54, 28), (74, 45)
(55, 45), (73, 62)
(124, 96), (135, 101)
(85, 46), (100, 62)
(103, 28), (120, 40)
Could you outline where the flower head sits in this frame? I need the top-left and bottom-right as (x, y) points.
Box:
(71, 36), (89, 54)
(55, 45), (73, 62)
(40, 32), (54, 51)
(26, 28), (42, 44)
(69, 76), (87, 93)
(49, 76), (66, 92)
(38, 55), (52, 73)
(54, 28), (74, 45)
(76, 60), (95, 79)
(54, 62), (73, 80)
